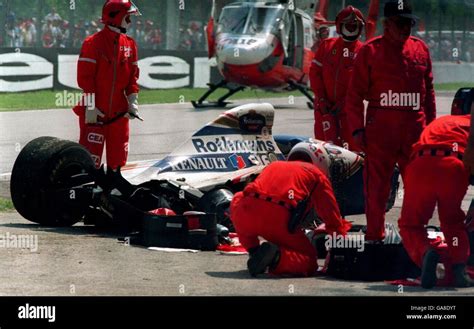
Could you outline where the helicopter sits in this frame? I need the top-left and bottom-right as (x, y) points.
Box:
(192, 0), (380, 109)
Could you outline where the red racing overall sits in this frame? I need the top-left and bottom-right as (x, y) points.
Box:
(344, 35), (436, 240)
(310, 37), (363, 150)
(73, 26), (139, 169)
(399, 115), (471, 268)
(230, 161), (351, 277)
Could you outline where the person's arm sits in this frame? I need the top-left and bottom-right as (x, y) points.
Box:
(423, 43), (436, 124)
(126, 39), (140, 97)
(77, 38), (97, 94)
(125, 39), (140, 119)
(464, 89), (474, 175)
(76, 38), (104, 123)
(310, 173), (351, 236)
(309, 40), (329, 111)
(344, 44), (370, 150)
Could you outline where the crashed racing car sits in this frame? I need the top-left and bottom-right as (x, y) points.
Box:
(10, 103), (399, 239)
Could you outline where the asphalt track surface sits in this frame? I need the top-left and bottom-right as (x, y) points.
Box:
(1, 94), (474, 296)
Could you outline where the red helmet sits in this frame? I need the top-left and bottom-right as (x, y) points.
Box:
(335, 6), (365, 41)
(101, 0), (141, 27)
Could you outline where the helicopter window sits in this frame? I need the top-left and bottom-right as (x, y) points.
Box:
(218, 6), (251, 34)
(218, 6), (284, 35)
(246, 7), (282, 35)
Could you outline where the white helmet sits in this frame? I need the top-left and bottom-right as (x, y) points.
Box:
(287, 141), (332, 177)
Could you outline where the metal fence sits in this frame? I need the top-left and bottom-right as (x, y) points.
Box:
(0, 0), (220, 50)
(1, 0), (474, 61)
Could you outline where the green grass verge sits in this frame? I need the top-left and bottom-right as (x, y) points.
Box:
(0, 83), (471, 111)
(0, 198), (14, 212)
(434, 82), (473, 91)
(0, 88), (297, 111)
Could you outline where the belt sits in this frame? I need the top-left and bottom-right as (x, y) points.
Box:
(243, 191), (294, 210)
(415, 148), (463, 160)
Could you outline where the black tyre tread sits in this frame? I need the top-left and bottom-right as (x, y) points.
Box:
(10, 137), (94, 226)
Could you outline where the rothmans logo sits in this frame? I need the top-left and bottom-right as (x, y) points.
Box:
(192, 137), (275, 154)
(239, 110), (266, 133)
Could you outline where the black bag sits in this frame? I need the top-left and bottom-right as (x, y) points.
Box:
(288, 183), (318, 234)
(326, 242), (420, 281)
(141, 213), (218, 251)
(288, 197), (311, 233)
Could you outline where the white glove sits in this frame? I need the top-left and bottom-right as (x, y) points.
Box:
(85, 107), (105, 124)
(125, 93), (139, 120)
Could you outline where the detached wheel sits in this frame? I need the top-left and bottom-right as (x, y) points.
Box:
(10, 136), (95, 226)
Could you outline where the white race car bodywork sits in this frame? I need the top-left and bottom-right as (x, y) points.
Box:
(121, 103), (286, 191)
(120, 103), (364, 195)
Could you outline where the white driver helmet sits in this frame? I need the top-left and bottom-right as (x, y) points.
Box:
(287, 141), (332, 177)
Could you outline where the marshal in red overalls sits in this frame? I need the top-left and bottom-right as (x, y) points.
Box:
(73, 0), (141, 169)
(344, 1), (436, 241)
(309, 6), (364, 151)
(398, 115), (473, 288)
(231, 160), (351, 277)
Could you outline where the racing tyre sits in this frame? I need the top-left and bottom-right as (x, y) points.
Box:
(10, 136), (95, 226)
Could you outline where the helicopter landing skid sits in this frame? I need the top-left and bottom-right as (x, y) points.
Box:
(288, 81), (314, 110)
(191, 81), (245, 109)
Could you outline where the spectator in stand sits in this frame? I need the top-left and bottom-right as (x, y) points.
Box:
(426, 36), (436, 52)
(72, 20), (86, 48)
(90, 20), (101, 35)
(144, 20), (154, 49)
(24, 18), (37, 47)
(84, 21), (92, 37)
(149, 27), (162, 50)
(42, 19), (54, 48)
(61, 21), (71, 48)
(16, 18), (25, 47)
(189, 21), (203, 50)
(5, 11), (20, 47)
(178, 25), (192, 50)
(441, 37), (452, 61)
(465, 39), (473, 62)
(132, 20), (145, 47)
(44, 7), (62, 23)
(51, 18), (63, 48)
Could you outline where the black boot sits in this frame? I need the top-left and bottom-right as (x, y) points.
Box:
(468, 254), (474, 267)
(452, 263), (474, 287)
(421, 249), (440, 289)
(467, 231), (474, 266)
(247, 242), (280, 277)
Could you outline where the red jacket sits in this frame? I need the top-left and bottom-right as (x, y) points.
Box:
(243, 161), (350, 234)
(412, 115), (471, 155)
(74, 26), (139, 119)
(345, 35), (436, 135)
(310, 37), (363, 110)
